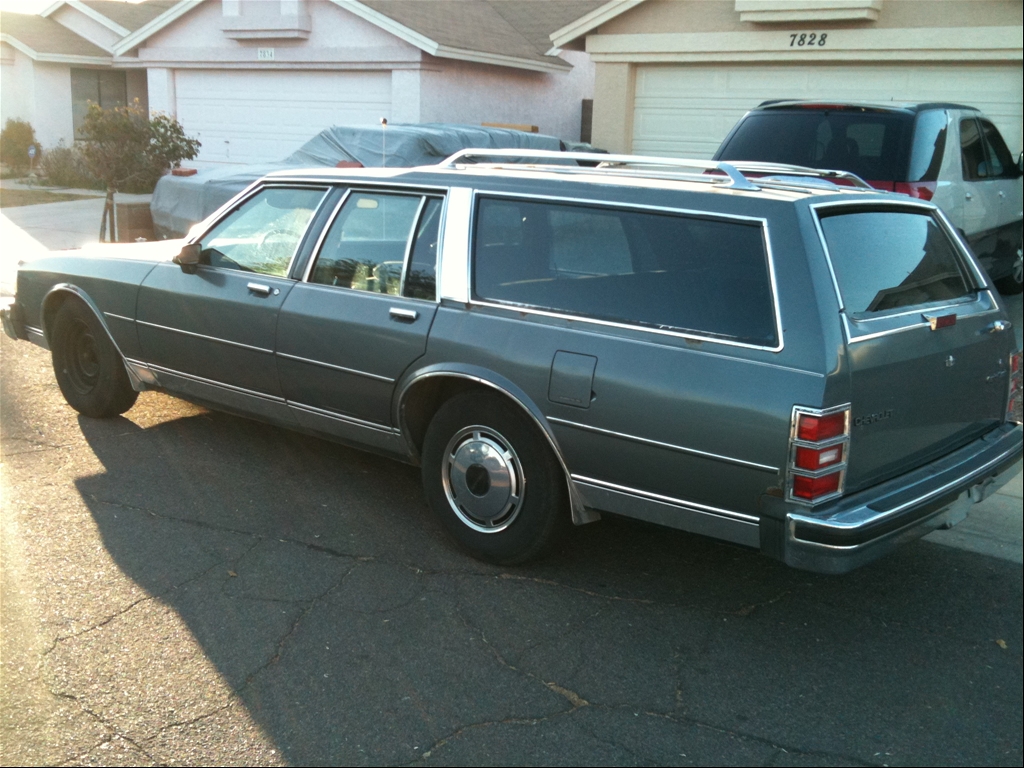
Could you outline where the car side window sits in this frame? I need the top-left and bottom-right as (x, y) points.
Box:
(960, 118), (989, 181)
(980, 119), (1020, 180)
(404, 197), (443, 301)
(199, 187), (327, 277)
(473, 198), (777, 346)
(908, 110), (948, 183)
(310, 192), (422, 294)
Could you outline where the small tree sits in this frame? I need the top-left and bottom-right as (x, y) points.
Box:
(79, 100), (200, 241)
(0, 119), (42, 174)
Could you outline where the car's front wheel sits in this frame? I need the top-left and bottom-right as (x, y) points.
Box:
(421, 392), (570, 564)
(50, 299), (139, 417)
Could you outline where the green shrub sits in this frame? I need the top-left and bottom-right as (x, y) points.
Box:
(38, 142), (104, 190)
(0, 118), (42, 173)
(79, 101), (200, 194)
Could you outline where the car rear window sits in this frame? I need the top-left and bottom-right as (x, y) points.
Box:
(718, 110), (914, 182)
(473, 198), (777, 346)
(817, 208), (975, 315)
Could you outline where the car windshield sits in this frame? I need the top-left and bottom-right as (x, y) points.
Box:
(718, 109), (915, 182)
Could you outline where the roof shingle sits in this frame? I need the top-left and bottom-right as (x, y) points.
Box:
(358, 0), (605, 63)
(0, 10), (109, 58)
(79, 0), (179, 33)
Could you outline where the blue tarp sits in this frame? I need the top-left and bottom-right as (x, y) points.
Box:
(152, 123), (573, 238)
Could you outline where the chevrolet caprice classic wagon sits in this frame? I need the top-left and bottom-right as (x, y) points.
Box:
(3, 150), (1022, 573)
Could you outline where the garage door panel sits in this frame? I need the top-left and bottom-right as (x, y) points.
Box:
(175, 70), (392, 164)
(634, 64), (1022, 160)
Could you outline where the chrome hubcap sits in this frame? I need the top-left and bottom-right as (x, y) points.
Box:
(1013, 247), (1023, 284)
(442, 426), (523, 533)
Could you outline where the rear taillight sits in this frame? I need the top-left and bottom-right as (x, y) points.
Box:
(893, 181), (937, 201)
(788, 405), (851, 505)
(1009, 351), (1022, 425)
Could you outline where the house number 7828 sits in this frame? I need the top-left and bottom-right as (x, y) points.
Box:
(789, 33), (827, 47)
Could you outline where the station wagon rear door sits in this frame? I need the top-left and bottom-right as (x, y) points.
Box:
(813, 201), (1013, 492)
(275, 191), (443, 433)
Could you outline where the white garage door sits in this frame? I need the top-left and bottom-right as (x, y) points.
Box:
(175, 70), (392, 164)
(632, 63), (1023, 160)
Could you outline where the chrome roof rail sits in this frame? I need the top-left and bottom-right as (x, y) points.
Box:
(438, 149), (761, 191)
(722, 161), (873, 189)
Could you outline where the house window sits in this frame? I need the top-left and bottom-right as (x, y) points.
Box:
(71, 69), (127, 137)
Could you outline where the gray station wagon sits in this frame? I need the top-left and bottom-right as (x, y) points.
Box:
(3, 150), (1021, 573)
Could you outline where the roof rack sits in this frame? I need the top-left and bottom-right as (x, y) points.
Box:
(440, 149), (758, 190)
(723, 160), (872, 189)
(438, 149), (871, 192)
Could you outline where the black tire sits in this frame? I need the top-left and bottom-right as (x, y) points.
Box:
(50, 299), (139, 418)
(994, 238), (1023, 295)
(421, 392), (570, 564)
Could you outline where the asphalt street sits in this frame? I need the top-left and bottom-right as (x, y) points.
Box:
(1, 198), (1022, 766)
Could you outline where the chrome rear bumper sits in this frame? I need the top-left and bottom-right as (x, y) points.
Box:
(765, 424), (1022, 573)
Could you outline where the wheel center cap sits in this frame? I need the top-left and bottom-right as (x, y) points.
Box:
(465, 463), (491, 496)
(447, 435), (516, 525)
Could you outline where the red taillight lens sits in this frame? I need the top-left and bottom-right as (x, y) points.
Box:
(792, 472), (842, 501)
(790, 405), (851, 504)
(893, 181), (937, 201)
(795, 444), (844, 471)
(797, 412), (847, 442)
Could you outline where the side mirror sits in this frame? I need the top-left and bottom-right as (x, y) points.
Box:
(173, 243), (202, 274)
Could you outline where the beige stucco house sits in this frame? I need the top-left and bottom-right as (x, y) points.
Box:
(1, 0), (601, 165)
(551, 0), (1023, 158)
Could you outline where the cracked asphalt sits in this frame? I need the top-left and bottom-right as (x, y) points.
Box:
(2, 331), (1022, 767)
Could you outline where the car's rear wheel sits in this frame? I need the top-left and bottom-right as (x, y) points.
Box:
(994, 236), (1023, 295)
(421, 392), (570, 564)
(51, 299), (139, 417)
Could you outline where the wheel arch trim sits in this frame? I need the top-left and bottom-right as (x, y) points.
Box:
(395, 364), (599, 526)
(41, 284), (148, 391)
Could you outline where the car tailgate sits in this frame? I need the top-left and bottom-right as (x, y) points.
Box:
(815, 203), (1015, 492)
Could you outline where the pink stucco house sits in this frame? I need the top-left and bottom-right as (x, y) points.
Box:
(1, 0), (600, 164)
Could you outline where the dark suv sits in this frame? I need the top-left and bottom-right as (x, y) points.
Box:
(715, 102), (1024, 294)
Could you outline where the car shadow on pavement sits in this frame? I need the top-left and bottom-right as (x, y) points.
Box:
(68, 405), (1023, 766)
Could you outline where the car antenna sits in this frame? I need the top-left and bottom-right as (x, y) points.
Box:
(380, 117), (388, 167)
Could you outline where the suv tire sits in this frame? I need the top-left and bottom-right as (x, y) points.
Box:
(421, 392), (569, 564)
(51, 299), (139, 417)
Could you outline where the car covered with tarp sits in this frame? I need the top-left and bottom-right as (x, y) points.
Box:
(152, 123), (585, 238)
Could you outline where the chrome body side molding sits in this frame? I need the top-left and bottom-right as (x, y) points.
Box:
(135, 319), (275, 355)
(572, 475), (760, 548)
(276, 351), (396, 383)
(548, 416), (779, 473)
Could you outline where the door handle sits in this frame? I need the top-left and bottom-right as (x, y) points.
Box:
(980, 320), (1012, 334)
(389, 307), (419, 322)
(247, 282), (272, 296)
(965, 192), (973, 201)
(998, 191), (1006, 198)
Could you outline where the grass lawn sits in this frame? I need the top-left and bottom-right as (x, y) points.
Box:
(0, 188), (96, 208)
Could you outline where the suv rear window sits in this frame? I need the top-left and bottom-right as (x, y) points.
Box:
(719, 110), (914, 182)
(473, 198), (777, 346)
(817, 208), (975, 314)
